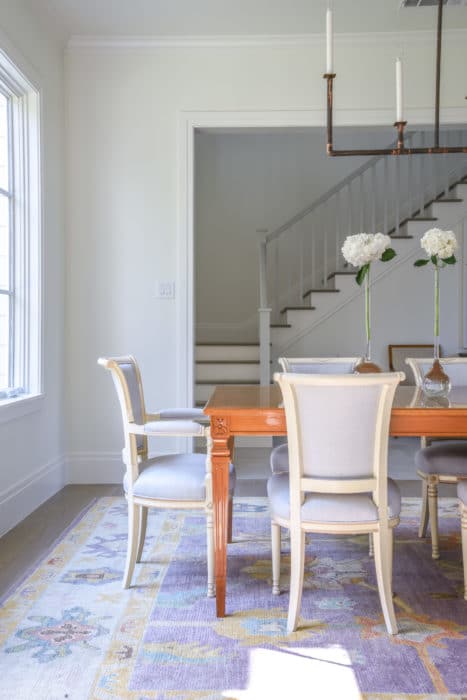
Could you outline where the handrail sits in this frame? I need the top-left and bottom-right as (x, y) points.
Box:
(264, 132), (414, 244)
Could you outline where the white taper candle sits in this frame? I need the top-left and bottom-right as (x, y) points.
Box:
(396, 57), (403, 122)
(326, 8), (333, 74)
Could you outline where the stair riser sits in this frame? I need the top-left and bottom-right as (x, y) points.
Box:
(196, 364), (260, 382)
(196, 345), (260, 361)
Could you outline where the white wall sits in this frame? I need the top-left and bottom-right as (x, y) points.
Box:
(0, 1), (65, 534)
(65, 31), (467, 482)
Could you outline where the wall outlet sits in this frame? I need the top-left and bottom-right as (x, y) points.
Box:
(156, 281), (175, 299)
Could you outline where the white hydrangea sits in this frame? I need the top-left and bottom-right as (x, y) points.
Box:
(341, 233), (392, 268)
(420, 228), (458, 260)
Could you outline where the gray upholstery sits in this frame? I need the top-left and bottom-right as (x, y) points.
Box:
(286, 360), (357, 374)
(270, 442), (289, 473)
(143, 419), (205, 436)
(158, 408), (206, 420)
(415, 442), (467, 476)
(124, 455), (236, 500)
(267, 472), (401, 523)
(458, 480), (467, 504)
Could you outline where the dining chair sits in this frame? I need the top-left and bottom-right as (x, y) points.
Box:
(98, 355), (235, 593)
(458, 480), (467, 600)
(270, 357), (362, 475)
(269, 371), (404, 634)
(406, 357), (467, 559)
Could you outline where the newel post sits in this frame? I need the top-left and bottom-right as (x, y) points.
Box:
(258, 237), (271, 385)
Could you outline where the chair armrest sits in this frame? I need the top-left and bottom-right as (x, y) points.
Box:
(146, 408), (208, 422)
(129, 419), (207, 438)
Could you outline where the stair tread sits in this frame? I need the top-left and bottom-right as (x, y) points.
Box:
(197, 360), (260, 365)
(390, 235), (414, 239)
(280, 306), (316, 314)
(434, 198), (463, 203)
(196, 342), (259, 347)
(406, 217), (438, 221)
(327, 271), (355, 280)
(270, 324), (292, 328)
(303, 288), (340, 298)
(196, 380), (260, 385)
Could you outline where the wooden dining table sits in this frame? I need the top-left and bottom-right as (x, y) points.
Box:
(203, 383), (467, 617)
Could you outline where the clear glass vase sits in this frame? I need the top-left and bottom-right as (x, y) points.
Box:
(422, 266), (450, 397)
(422, 338), (451, 398)
(354, 269), (382, 374)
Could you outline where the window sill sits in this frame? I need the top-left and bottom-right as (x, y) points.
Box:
(0, 393), (44, 425)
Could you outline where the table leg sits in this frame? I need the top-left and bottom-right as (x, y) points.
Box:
(211, 418), (232, 617)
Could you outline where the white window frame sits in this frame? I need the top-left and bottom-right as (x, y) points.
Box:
(0, 49), (42, 422)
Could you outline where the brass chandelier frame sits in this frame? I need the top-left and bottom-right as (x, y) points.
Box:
(324, 0), (467, 156)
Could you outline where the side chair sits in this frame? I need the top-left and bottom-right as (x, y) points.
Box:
(269, 371), (404, 635)
(98, 355), (235, 594)
(406, 356), (467, 559)
(270, 357), (362, 475)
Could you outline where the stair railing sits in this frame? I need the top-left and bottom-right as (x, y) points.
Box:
(258, 129), (467, 383)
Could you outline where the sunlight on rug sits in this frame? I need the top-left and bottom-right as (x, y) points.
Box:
(0, 497), (466, 700)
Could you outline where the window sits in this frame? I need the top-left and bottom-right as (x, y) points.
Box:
(0, 50), (41, 413)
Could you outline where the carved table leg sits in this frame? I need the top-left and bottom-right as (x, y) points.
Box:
(211, 415), (232, 617)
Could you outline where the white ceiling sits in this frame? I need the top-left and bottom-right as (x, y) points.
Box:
(25, 0), (467, 42)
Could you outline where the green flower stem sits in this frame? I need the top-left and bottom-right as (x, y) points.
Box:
(434, 264), (440, 359)
(365, 266), (371, 360)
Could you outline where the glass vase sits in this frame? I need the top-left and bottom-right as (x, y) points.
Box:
(422, 266), (450, 397)
(354, 268), (382, 374)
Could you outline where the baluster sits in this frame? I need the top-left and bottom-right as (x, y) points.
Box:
(383, 157), (389, 234)
(395, 157), (400, 235)
(323, 203), (328, 288)
(274, 238), (279, 323)
(311, 221), (316, 291)
(335, 191), (341, 272)
(419, 132), (426, 217)
(407, 134), (413, 220)
(371, 163), (376, 232)
(359, 174), (364, 231)
(299, 223), (304, 304)
(443, 131), (449, 198)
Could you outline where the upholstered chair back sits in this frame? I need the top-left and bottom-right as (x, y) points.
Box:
(278, 357), (360, 374)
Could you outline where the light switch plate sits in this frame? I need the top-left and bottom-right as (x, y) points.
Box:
(156, 281), (175, 299)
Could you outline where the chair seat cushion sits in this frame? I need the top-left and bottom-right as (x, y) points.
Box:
(267, 473), (401, 523)
(144, 419), (206, 436)
(124, 454), (235, 501)
(270, 442), (289, 474)
(158, 408), (208, 421)
(415, 442), (467, 477)
(458, 480), (467, 505)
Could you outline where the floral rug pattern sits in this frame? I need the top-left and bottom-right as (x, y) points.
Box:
(0, 497), (466, 699)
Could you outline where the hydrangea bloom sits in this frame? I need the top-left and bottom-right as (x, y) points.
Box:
(341, 233), (392, 268)
(420, 228), (457, 260)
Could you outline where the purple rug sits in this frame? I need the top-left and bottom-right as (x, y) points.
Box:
(0, 496), (466, 699)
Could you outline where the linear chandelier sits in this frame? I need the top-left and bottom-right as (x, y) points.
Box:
(323, 0), (467, 156)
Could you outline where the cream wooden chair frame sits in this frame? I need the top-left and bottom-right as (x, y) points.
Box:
(278, 357), (362, 373)
(271, 371), (404, 635)
(459, 484), (467, 601)
(406, 356), (467, 558)
(99, 356), (227, 595)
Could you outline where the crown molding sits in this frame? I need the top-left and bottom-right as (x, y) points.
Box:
(67, 28), (467, 50)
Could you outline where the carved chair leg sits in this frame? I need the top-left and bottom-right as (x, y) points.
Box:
(427, 480), (440, 559)
(287, 528), (305, 634)
(136, 506), (148, 563)
(373, 526), (398, 635)
(123, 500), (140, 589)
(368, 533), (374, 557)
(461, 504), (467, 601)
(419, 478), (429, 538)
(271, 521), (281, 595)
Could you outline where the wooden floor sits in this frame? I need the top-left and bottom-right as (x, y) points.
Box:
(0, 484), (121, 598)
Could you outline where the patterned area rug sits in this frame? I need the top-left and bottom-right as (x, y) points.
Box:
(0, 497), (466, 700)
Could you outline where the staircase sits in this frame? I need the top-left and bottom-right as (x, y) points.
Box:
(196, 128), (467, 398)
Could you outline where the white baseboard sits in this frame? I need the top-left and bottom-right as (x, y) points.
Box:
(66, 451), (122, 484)
(0, 456), (66, 537)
